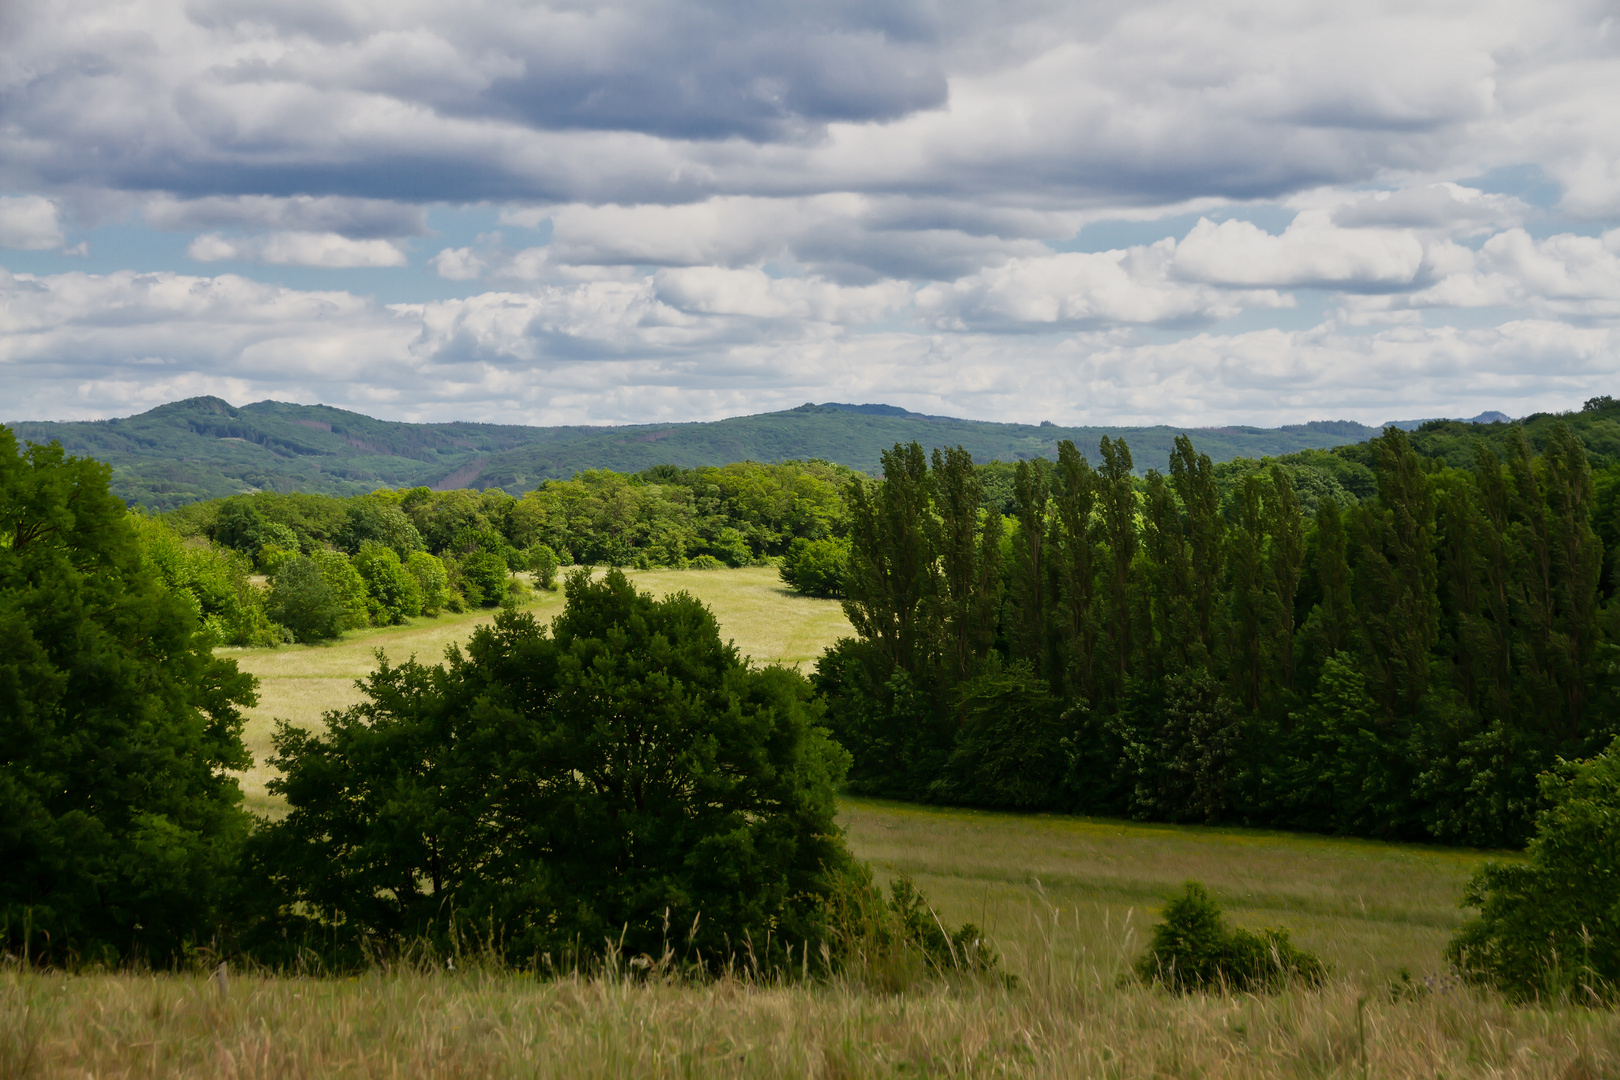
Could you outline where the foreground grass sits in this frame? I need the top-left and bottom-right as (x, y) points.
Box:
(5, 964), (1617, 1079)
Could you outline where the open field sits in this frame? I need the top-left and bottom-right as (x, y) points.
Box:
(224, 565), (852, 813)
(49, 565), (1599, 1078)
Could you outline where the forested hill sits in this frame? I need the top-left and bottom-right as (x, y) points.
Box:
(7, 396), (1396, 510)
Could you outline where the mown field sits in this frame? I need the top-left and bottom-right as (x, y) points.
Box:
(7, 566), (1615, 1078)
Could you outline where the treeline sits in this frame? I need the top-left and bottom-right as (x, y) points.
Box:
(150, 460), (855, 644)
(819, 424), (1620, 848)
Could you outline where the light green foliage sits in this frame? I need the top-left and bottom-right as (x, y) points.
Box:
(525, 542), (560, 589)
(0, 426), (256, 963)
(1135, 882), (1326, 994)
(1449, 737), (1620, 1003)
(405, 550), (449, 615)
(353, 541), (423, 625)
(129, 514), (281, 646)
(339, 497), (425, 559)
(781, 535), (849, 598)
(456, 549), (509, 608)
(312, 548), (370, 629)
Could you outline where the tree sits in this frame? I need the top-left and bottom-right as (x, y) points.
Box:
(247, 570), (855, 968)
(267, 556), (347, 643)
(0, 429), (256, 963)
(1449, 737), (1620, 1002)
(353, 541), (424, 625)
(780, 536), (848, 599)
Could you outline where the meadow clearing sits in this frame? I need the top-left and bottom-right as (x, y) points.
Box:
(5, 566), (1616, 1078)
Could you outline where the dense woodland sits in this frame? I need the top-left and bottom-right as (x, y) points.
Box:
(821, 409), (1620, 850)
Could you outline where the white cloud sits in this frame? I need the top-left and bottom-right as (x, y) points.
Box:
(0, 195), (64, 250)
(186, 231), (408, 268)
(1171, 213), (1427, 290)
(144, 194), (426, 238)
(430, 246), (486, 280)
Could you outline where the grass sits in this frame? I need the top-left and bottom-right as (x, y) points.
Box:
(20, 566), (1606, 1077)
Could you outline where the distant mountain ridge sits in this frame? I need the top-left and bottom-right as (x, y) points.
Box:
(6, 396), (1508, 510)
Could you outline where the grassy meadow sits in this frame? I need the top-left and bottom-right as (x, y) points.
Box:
(9, 566), (1616, 1078)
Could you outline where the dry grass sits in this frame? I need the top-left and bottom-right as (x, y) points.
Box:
(4, 958), (1617, 1078)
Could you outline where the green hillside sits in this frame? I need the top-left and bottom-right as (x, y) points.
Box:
(8, 397), (1385, 510)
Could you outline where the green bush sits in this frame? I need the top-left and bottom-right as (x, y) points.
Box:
(823, 869), (1003, 991)
(779, 536), (848, 598)
(353, 542), (423, 625)
(131, 515), (282, 647)
(243, 569), (854, 970)
(0, 428), (256, 964)
(405, 551), (449, 615)
(1135, 882), (1326, 993)
(267, 556), (347, 643)
(1448, 738), (1620, 1003)
(526, 543), (560, 590)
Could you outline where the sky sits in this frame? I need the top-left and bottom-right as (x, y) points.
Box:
(3, 0), (1620, 428)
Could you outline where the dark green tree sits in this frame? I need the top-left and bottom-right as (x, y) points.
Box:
(0, 430), (256, 963)
(247, 570), (854, 968)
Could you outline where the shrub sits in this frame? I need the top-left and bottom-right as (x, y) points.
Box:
(243, 569), (855, 970)
(353, 542), (423, 625)
(1447, 737), (1620, 1003)
(823, 869), (1003, 991)
(1135, 882), (1326, 993)
(0, 428), (256, 964)
(131, 515), (281, 647)
(526, 543), (560, 590)
(780, 536), (848, 598)
(267, 557), (347, 643)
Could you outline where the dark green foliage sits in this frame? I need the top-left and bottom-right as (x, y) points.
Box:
(267, 556), (347, 643)
(1135, 882), (1326, 994)
(780, 536), (849, 598)
(824, 422), (1620, 847)
(243, 570), (854, 969)
(0, 427), (256, 964)
(929, 665), (1071, 809)
(338, 498), (425, 559)
(1448, 738), (1620, 1003)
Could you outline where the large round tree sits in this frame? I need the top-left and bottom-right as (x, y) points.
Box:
(250, 568), (853, 969)
(0, 429), (257, 963)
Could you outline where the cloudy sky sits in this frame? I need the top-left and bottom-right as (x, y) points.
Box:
(3, 0), (1619, 426)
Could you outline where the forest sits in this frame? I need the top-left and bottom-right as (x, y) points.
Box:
(820, 412), (1620, 850)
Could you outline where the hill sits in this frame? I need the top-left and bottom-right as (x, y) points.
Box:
(8, 396), (1390, 509)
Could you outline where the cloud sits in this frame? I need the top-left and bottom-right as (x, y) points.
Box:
(187, 231), (408, 267)
(144, 194), (427, 238)
(5, 266), (1610, 429)
(430, 246), (486, 280)
(1172, 214), (1427, 290)
(0, 195), (64, 250)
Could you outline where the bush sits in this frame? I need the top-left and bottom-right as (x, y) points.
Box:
(131, 515), (281, 647)
(1447, 738), (1620, 1003)
(526, 543), (560, 590)
(1135, 882), (1326, 993)
(353, 542), (423, 625)
(268, 557), (347, 643)
(779, 536), (848, 598)
(824, 870), (1003, 990)
(0, 428), (256, 964)
(243, 569), (855, 970)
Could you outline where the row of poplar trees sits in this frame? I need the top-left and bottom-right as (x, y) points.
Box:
(814, 425), (1618, 848)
